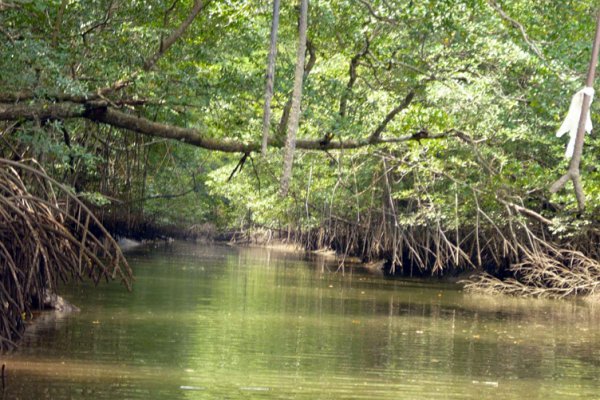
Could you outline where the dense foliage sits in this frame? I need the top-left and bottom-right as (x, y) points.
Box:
(2, 1), (600, 279)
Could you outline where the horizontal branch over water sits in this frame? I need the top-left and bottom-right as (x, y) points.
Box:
(0, 99), (456, 153)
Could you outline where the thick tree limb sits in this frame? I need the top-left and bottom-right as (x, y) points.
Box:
(549, 13), (600, 211)
(0, 100), (456, 153)
(277, 39), (316, 137)
(0, 91), (91, 103)
(0, 102), (85, 121)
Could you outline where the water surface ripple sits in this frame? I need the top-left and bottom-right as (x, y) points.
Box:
(4, 243), (600, 399)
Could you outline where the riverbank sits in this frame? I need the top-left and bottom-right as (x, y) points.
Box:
(208, 220), (600, 299)
(98, 210), (600, 299)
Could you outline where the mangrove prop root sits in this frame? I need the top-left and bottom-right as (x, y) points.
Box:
(239, 192), (600, 298)
(0, 158), (132, 351)
(462, 249), (600, 298)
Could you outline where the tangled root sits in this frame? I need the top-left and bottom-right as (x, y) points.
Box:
(463, 248), (600, 298)
(0, 158), (132, 351)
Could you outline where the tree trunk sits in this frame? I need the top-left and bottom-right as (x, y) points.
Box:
(261, 0), (281, 157)
(280, 0), (308, 197)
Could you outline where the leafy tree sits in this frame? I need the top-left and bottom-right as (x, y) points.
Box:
(1, 0), (600, 294)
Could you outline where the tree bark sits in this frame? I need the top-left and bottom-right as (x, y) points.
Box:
(280, 0), (308, 197)
(261, 0), (281, 157)
(277, 40), (316, 137)
(549, 13), (600, 211)
(368, 90), (415, 143)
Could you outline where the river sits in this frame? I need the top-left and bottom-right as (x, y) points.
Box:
(3, 242), (600, 399)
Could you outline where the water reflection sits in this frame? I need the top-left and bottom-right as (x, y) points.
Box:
(3, 243), (600, 399)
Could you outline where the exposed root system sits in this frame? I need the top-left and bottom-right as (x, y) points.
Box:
(0, 158), (132, 351)
(265, 189), (600, 299)
(463, 249), (600, 298)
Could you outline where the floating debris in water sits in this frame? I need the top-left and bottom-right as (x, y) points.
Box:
(472, 380), (499, 387)
(180, 385), (206, 391)
(240, 386), (271, 391)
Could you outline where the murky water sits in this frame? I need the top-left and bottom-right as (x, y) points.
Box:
(3, 242), (600, 399)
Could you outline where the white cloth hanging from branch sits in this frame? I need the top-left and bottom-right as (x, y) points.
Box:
(556, 87), (594, 158)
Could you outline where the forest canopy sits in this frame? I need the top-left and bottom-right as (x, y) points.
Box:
(2, 1), (600, 296)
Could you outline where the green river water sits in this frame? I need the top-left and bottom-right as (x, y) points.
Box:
(3, 242), (600, 399)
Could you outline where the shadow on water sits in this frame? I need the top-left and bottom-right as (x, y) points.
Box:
(3, 242), (600, 399)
